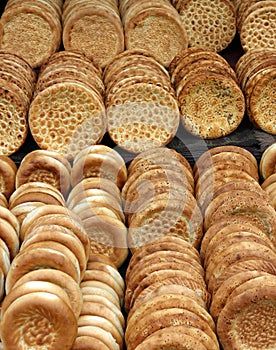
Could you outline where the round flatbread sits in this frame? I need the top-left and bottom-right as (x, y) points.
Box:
(0, 292), (77, 349)
(28, 81), (106, 160)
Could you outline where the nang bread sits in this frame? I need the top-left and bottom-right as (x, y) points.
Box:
(62, 1), (124, 68)
(0, 0), (62, 68)
(28, 81), (106, 160)
(106, 82), (179, 153)
(178, 71), (245, 139)
(124, 4), (188, 67)
(175, 0), (236, 52)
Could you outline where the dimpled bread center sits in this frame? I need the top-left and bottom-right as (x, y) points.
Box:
(107, 84), (179, 153)
(251, 77), (276, 133)
(180, 77), (243, 138)
(28, 169), (57, 186)
(69, 15), (121, 64)
(179, 0), (235, 50)
(241, 8), (276, 51)
(132, 211), (190, 247)
(127, 15), (185, 63)
(2, 13), (54, 63)
(19, 310), (56, 347)
(90, 241), (116, 257)
(0, 95), (27, 154)
(235, 301), (276, 349)
(29, 83), (105, 158)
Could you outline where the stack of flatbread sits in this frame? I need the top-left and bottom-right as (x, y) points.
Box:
(236, 0), (276, 52)
(9, 181), (67, 232)
(194, 145), (260, 215)
(216, 273), (276, 350)
(260, 143), (276, 209)
(69, 145), (128, 268)
(0, 156), (17, 202)
(72, 253), (125, 350)
(195, 145), (276, 350)
(124, 235), (220, 349)
(62, 0), (124, 68)
(120, 0), (188, 67)
(235, 48), (276, 135)
(0, 0), (62, 68)
(172, 0), (236, 52)
(0, 205), (20, 302)
(123, 147), (203, 252)
(16, 149), (71, 198)
(104, 50), (180, 154)
(0, 51), (36, 156)
(169, 47), (245, 139)
(1, 203), (91, 349)
(11, 152), (73, 261)
(28, 50), (107, 161)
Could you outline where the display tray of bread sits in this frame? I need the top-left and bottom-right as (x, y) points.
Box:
(0, 0), (275, 349)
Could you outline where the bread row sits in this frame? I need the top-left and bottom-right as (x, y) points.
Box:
(28, 50), (107, 160)
(72, 253), (125, 350)
(124, 236), (220, 350)
(170, 47), (245, 139)
(0, 166), (126, 349)
(0, 46), (274, 159)
(0, 0), (275, 70)
(195, 145), (276, 350)
(0, 205), (126, 349)
(0, 50), (36, 156)
(122, 147), (203, 253)
(260, 143), (276, 210)
(68, 145), (129, 268)
(0, 201), (88, 349)
(235, 47), (276, 135)
(104, 50), (180, 154)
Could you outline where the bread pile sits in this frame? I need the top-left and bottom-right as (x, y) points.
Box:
(194, 145), (260, 214)
(0, 201), (90, 349)
(67, 144), (128, 348)
(0, 0), (62, 68)
(69, 145), (128, 268)
(235, 48), (276, 135)
(216, 273), (276, 350)
(236, 0), (276, 52)
(124, 235), (220, 349)
(0, 204), (20, 301)
(72, 253), (125, 350)
(9, 160), (68, 218)
(1, 278), (78, 349)
(104, 50), (180, 154)
(172, 0), (236, 52)
(0, 148), (127, 349)
(0, 155), (17, 202)
(120, 0), (188, 67)
(195, 145), (276, 350)
(122, 147), (203, 251)
(9, 182), (66, 233)
(169, 47), (245, 139)
(0, 51), (36, 156)
(62, 0), (124, 68)
(260, 142), (276, 209)
(15, 149), (71, 198)
(28, 50), (107, 160)
(0, 156), (20, 301)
